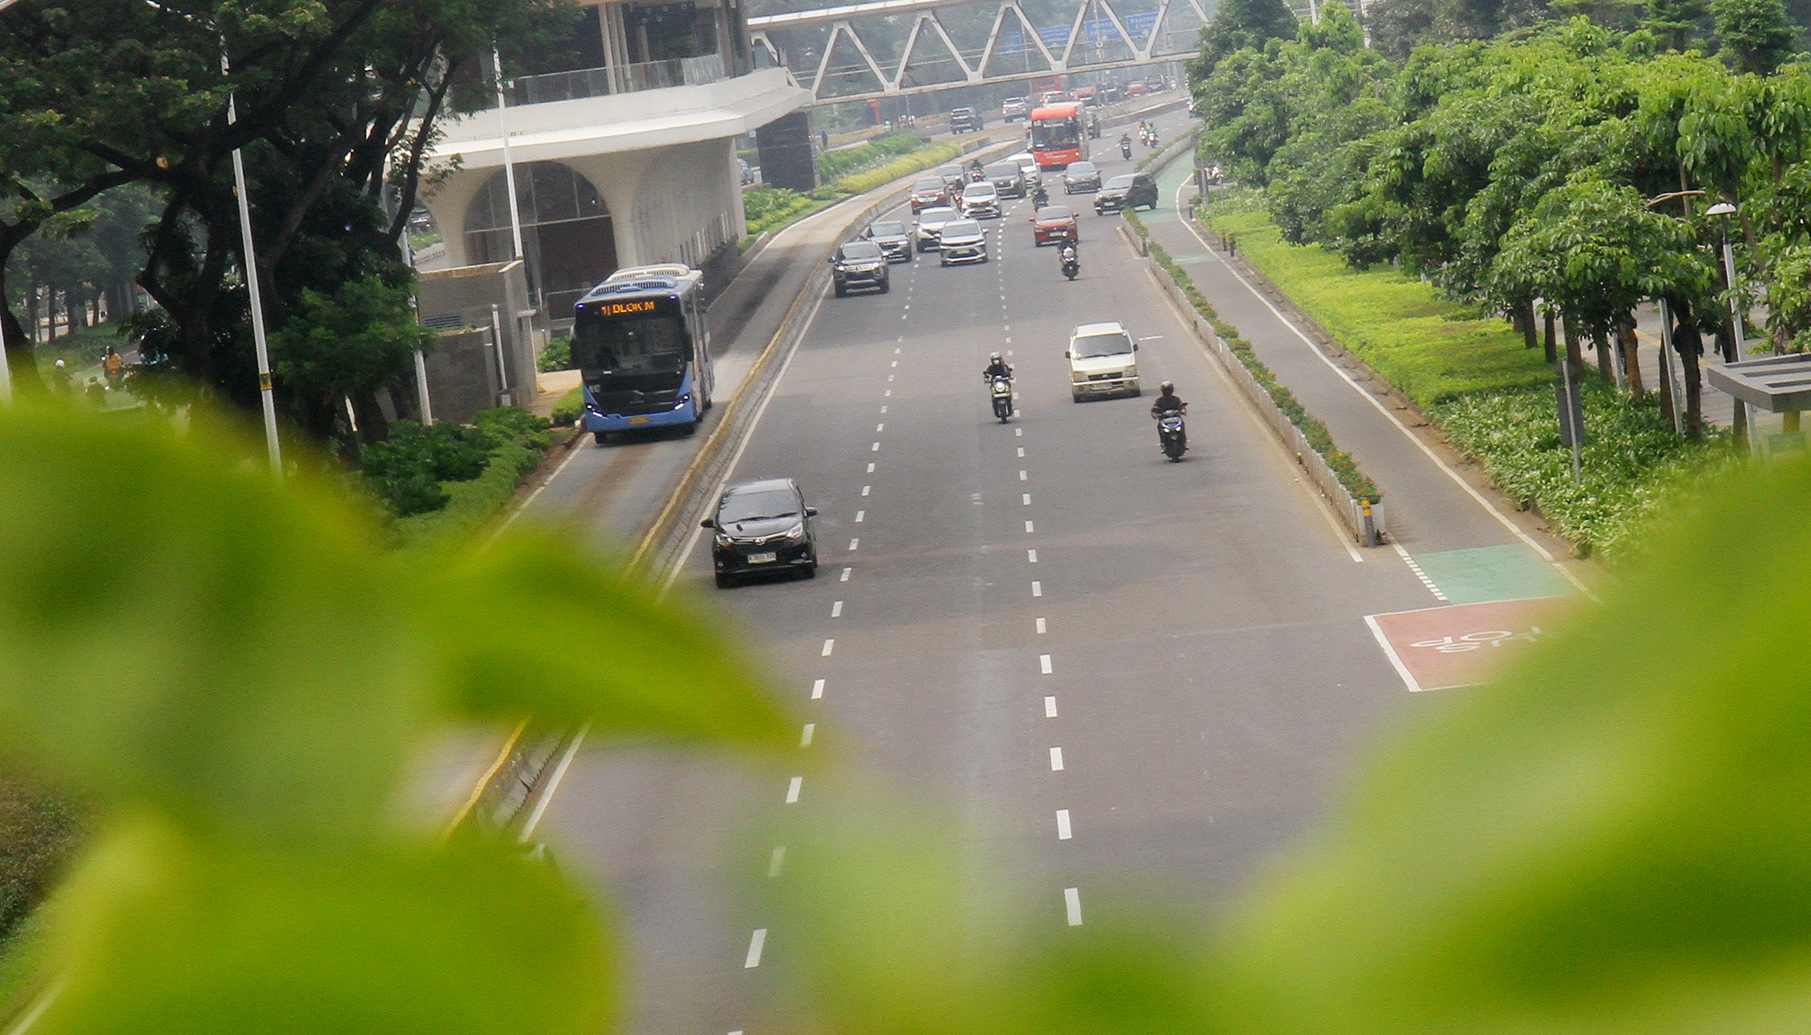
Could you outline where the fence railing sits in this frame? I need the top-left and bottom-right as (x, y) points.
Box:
(508, 55), (730, 105)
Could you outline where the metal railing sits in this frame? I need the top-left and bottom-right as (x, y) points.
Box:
(508, 54), (730, 105)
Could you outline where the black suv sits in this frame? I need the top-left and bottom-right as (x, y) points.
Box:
(949, 107), (984, 133)
(1095, 172), (1159, 214)
(702, 478), (819, 586)
(830, 240), (890, 296)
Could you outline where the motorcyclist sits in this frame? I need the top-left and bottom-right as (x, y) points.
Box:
(967, 158), (985, 180)
(1120, 133), (1133, 158)
(1031, 181), (1049, 208)
(1151, 381), (1186, 416)
(983, 352), (1014, 382)
(1059, 240), (1079, 276)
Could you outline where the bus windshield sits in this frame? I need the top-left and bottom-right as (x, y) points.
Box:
(573, 311), (689, 376)
(1030, 119), (1080, 151)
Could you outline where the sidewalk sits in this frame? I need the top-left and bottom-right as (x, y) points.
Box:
(1139, 156), (1584, 600)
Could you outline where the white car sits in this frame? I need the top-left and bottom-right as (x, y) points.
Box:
(1009, 151), (1040, 182)
(1002, 98), (1029, 121)
(960, 181), (1001, 219)
(913, 206), (958, 252)
(937, 219), (988, 265)
(1066, 321), (1139, 400)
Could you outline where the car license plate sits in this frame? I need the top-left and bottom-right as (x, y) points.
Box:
(747, 551), (778, 564)
(629, 416), (649, 424)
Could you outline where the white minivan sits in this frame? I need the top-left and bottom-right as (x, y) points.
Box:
(1066, 321), (1139, 400)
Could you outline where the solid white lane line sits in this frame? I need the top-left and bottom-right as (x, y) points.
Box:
(1044, 695), (1058, 717)
(521, 725), (589, 839)
(1064, 888), (1083, 926)
(831, 600), (843, 617)
(800, 723), (815, 747)
(1040, 654), (1053, 674)
(1036, 617), (1046, 634)
(812, 678), (825, 699)
(1022, 493), (1031, 504)
(1056, 809), (1072, 839)
(839, 567), (851, 582)
(821, 639), (835, 656)
(855, 510), (865, 522)
(745, 929), (768, 967)
(1019, 470), (1028, 480)
(1028, 548), (1038, 563)
(1025, 520), (1035, 533)
(1049, 747), (1065, 771)
(848, 538), (860, 551)
(768, 846), (786, 877)
(1032, 581), (1043, 597)
(785, 777), (802, 803)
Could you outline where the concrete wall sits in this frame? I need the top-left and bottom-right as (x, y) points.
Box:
(416, 261), (537, 416)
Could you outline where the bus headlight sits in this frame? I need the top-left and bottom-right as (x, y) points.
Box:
(676, 392), (691, 409)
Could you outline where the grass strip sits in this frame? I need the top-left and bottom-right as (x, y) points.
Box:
(1126, 208), (1381, 504)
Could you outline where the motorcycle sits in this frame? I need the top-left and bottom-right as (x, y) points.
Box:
(1155, 407), (1188, 461)
(989, 375), (1014, 422)
(1031, 184), (1049, 209)
(1120, 140), (1133, 160)
(1060, 246), (1079, 281)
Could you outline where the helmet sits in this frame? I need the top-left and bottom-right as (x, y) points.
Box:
(990, 352), (1002, 361)
(1160, 381), (1175, 394)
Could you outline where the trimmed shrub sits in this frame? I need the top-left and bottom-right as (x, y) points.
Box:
(538, 335), (572, 372)
(550, 385), (584, 426)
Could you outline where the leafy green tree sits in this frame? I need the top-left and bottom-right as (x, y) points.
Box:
(267, 270), (436, 445)
(1646, 0), (1712, 49)
(1714, 0), (1798, 69)
(1190, 0), (1300, 78)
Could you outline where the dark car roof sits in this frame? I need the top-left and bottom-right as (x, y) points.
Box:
(1105, 174), (1136, 188)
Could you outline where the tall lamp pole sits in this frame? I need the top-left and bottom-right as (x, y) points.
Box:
(1707, 200), (1759, 454)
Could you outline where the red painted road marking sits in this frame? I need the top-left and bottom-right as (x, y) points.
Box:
(1365, 596), (1573, 692)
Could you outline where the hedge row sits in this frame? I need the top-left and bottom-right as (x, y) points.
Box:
(382, 407), (552, 552)
(1125, 208), (1382, 504)
(743, 140), (967, 243)
(818, 132), (927, 182)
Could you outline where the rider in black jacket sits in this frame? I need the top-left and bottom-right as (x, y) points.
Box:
(1150, 381), (1186, 416)
(984, 352), (1013, 381)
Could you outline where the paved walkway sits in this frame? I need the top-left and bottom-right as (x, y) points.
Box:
(1138, 156), (1588, 600)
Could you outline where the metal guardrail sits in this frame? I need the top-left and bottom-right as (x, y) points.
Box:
(509, 55), (731, 105)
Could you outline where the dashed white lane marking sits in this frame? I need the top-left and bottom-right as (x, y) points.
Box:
(862, 485), (871, 495)
(785, 777), (802, 803)
(831, 600), (843, 617)
(1004, 323), (1011, 330)
(1392, 543), (1449, 601)
(800, 723), (815, 747)
(887, 374), (894, 381)
(745, 929), (768, 967)
(1040, 654), (1053, 674)
(867, 462), (876, 472)
(1032, 581), (1043, 597)
(1005, 337), (1012, 344)
(1036, 617), (1047, 634)
(811, 678), (825, 699)
(848, 538), (860, 551)
(1022, 493), (1031, 504)
(855, 510), (865, 522)
(1019, 470), (1028, 481)
(880, 405), (888, 414)
(871, 442), (880, 451)
(821, 639), (835, 656)
(1018, 447), (1026, 457)
(1049, 747), (1065, 771)
(839, 567), (851, 582)
(876, 422), (885, 431)
(1015, 428), (1023, 437)
(1025, 520), (1035, 533)
(1056, 809), (1072, 839)
(893, 347), (901, 354)
(1028, 548), (1039, 563)
(884, 389), (892, 397)
(767, 847), (786, 877)
(1044, 695), (1058, 717)
(1064, 888), (1083, 926)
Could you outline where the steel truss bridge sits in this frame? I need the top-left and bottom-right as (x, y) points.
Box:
(747, 0), (1210, 103)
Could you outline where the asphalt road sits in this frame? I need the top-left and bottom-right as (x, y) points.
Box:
(536, 108), (1456, 1035)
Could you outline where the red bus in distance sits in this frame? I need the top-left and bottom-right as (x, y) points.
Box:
(1029, 102), (1087, 169)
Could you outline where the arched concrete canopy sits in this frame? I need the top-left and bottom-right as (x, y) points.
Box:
(464, 162), (619, 315)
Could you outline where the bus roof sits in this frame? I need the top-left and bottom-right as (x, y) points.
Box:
(1031, 102), (1081, 119)
(577, 264), (703, 305)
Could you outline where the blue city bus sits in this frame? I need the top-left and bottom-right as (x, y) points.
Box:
(572, 264), (714, 443)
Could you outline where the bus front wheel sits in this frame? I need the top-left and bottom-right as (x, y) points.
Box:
(593, 431), (608, 445)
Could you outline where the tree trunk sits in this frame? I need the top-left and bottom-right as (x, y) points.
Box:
(1543, 310), (1558, 365)
(1519, 300), (1538, 349)
(1562, 313), (1586, 385)
(1619, 316), (1644, 400)
(1594, 330), (1616, 382)
(1672, 301), (1704, 441)
(0, 267), (43, 393)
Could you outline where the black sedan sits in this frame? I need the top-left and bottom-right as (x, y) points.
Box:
(1062, 161), (1102, 194)
(702, 478), (819, 586)
(830, 240), (890, 296)
(1095, 173), (1159, 214)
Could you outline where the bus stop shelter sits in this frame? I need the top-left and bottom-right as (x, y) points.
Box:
(1707, 354), (1811, 454)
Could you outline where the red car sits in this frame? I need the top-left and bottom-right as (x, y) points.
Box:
(1030, 205), (1080, 246)
(910, 177), (950, 213)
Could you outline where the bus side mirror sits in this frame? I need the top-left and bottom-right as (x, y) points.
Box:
(700, 518), (716, 528)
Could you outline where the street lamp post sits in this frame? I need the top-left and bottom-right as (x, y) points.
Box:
(1707, 200), (1760, 455)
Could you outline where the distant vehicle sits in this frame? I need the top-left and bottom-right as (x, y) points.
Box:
(1030, 205), (1080, 246)
(910, 177), (950, 213)
(738, 158), (755, 185)
(830, 240), (890, 296)
(1029, 102), (1088, 169)
(702, 478), (819, 586)
(863, 219), (913, 262)
(937, 219), (988, 265)
(938, 163), (968, 189)
(960, 181), (1002, 219)
(1126, 82), (1148, 98)
(1098, 83), (1122, 104)
(1066, 321), (1140, 400)
(949, 107), (984, 133)
(1008, 151), (1041, 182)
(1062, 161), (1102, 193)
(986, 160), (1027, 198)
(1095, 172), (1158, 213)
(573, 264), (713, 444)
(1071, 84), (1098, 103)
(914, 205), (959, 252)
(1001, 98), (1029, 121)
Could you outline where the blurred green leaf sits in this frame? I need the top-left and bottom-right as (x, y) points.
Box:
(413, 527), (792, 749)
(37, 816), (611, 1035)
(1208, 457), (1811, 1034)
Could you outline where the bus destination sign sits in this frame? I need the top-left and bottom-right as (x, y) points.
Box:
(598, 298), (661, 316)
